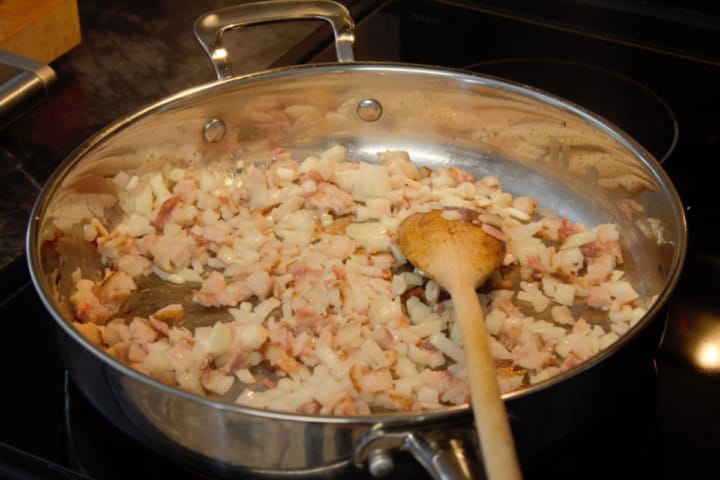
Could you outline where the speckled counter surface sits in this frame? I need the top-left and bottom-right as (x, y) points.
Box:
(0, 0), (353, 296)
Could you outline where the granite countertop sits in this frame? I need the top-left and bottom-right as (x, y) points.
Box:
(0, 0), (346, 297)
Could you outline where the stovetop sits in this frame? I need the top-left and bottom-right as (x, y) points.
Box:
(2, 0), (720, 479)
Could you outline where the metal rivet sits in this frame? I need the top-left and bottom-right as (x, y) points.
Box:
(203, 118), (226, 143)
(357, 98), (383, 122)
(367, 449), (394, 478)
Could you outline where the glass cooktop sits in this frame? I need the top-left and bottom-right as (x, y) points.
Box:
(2, 1), (720, 479)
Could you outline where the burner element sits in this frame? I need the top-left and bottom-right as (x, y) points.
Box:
(465, 58), (679, 163)
(662, 254), (720, 372)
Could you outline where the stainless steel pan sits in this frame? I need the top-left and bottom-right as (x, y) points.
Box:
(26, 1), (686, 478)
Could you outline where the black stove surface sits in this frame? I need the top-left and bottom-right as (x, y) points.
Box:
(2, 0), (720, 479)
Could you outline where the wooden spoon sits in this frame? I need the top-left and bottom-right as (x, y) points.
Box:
(396, 207), (522, 480)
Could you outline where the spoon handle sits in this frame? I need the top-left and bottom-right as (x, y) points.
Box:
(450, 282), (523, 480)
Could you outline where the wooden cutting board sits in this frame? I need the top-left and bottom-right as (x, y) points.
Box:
(0, 0), (81, 64)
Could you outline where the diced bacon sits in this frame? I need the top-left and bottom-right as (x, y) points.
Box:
(315, 234), (356, 260)
(73, 321), (103, 346)
(150, 304), (184, 324)
(227, 350), (250, 373)
(372, 325), (395, 350)
(96, 271), (137, 306)
(585, 253), (616, 285)
(304, 182), (356, 215)
(71, 278), (112, 324)
(246, 270), (273, 299)
(148, 317), (170, 336)
(585, 286), (612, 309)
(129, 317), (158, 346)
(371, 390), (413, 412)
(482, 223), (506, 243)
(194, 271), (249, 307)
(264, 343), (302, 374)
(495, 298), (523, 317)
(445, 167), (476, 186)
(293, 303), (328, 333)
(581, 239), (623, 263)
(300, 169), (325, 184)
(526, 255), (548, 275)
(299, 401), (321, 414)
(350, 365), (394, 393)
(270, 147), (293, 164)
(67, 145), (648, 417)
(172, 178), (198, 204)
(154, 195), (182, 233)
(379, 150), (420, 180)
(550, 305), (575, 325)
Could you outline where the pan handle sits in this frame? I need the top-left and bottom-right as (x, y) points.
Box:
(354, 425), (486, 480)
(194, 0), (355, 80)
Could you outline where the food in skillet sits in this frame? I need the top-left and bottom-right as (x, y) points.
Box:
(67, 145), (652, 415)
